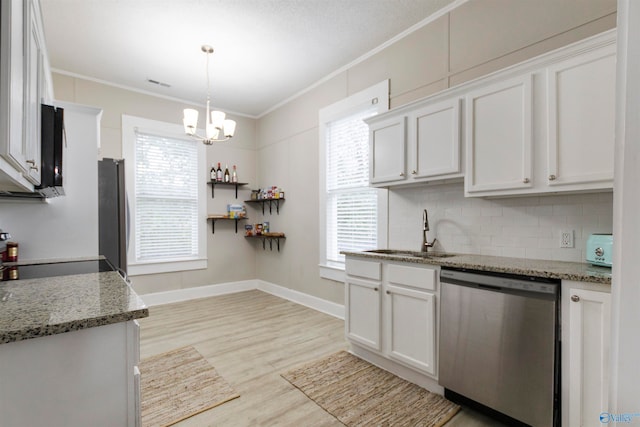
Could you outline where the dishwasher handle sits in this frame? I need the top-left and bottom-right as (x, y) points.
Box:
(440, 268), (559, 297)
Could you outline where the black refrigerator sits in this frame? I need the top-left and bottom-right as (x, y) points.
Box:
(98, 158), (128, 273)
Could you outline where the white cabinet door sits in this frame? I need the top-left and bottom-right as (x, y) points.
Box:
(547, 45), (616, 189)
(410, 98), (461, 180)
(0, 0), (27, 176)
(564, 287), (611, 427)
(385, 284), (436, 376)
(465, 74), (533, 194)
(23, 0), (44, 185)
(369, 115), (406, 185)
(345, 277), (382, 351)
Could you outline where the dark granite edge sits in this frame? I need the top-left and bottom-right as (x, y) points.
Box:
(342, 251), (612, 285)
(0, 307), (150, 345)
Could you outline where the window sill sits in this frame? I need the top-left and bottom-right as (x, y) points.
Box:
(319, 263), (345, 283)
(128, 258), (207, 276)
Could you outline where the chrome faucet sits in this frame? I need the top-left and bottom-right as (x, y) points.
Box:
(422, 209), (436, 252)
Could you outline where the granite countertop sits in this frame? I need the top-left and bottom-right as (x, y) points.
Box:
(0, 269), (149, 344)
(342, 250), (612, 285)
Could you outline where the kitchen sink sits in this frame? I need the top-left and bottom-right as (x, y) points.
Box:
(365, 249), (456, 259)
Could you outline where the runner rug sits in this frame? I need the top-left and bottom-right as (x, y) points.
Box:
(140, 345), (239, 426)
(281, 351), (460, 427)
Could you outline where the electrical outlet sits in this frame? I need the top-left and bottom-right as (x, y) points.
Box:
(560, 230), (574, 248)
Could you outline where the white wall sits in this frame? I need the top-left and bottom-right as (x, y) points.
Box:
(0, 103), (101, 261)
(609, 0), (640, 412)
(389, 183), (613, 262)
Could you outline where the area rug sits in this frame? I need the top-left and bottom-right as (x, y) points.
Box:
(139, 345), (239, 427)
(281, 351), (459, 427)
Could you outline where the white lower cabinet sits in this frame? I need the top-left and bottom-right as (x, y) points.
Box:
(385, 284), (436, 375)
(345, 257), (439, 379)
(562, 281), (611, 427)
(345, 276), (382, 351)
(0, 320), (141, 426)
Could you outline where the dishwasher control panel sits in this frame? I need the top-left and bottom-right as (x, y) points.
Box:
(440, 269), (559, 295)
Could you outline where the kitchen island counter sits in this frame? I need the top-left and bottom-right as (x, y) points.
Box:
(0, 269), (148, 344)
(342, 250), (611, 285)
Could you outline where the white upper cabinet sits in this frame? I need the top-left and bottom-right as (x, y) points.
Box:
(546, 44), (616, 188)
(369, 115), (406, 185)
(465, 75), (533, 194)
(24, 0), (47, 185)
(409, 98), (461, 180)
(464, 31), (615, 197)
(367, 95), (462, 188)
(0, 0), (29, 190)
(0, 0), (51, 192)
(366, 30), (615, 197)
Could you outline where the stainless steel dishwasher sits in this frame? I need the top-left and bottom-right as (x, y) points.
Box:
(439, 267), (560, 427)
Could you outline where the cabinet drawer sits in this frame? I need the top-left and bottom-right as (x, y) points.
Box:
(387, 264), (437, 291)
(346, 258), (381, 281)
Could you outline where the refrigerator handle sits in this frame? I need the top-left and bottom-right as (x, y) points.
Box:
(126, 192), (131, 255)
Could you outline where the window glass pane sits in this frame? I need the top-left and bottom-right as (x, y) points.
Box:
(326, 189), (378, 263)
(325, 106), (379, 264)
(134, 132), (199, 261)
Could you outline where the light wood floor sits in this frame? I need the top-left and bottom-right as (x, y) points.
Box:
(138, 290), (503, 426)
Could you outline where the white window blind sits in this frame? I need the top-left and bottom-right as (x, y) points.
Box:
(325, 106), (379, 264)
(134, 131), (199, 261)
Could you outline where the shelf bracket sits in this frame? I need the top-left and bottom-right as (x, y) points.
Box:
(209, 218), (245, 234)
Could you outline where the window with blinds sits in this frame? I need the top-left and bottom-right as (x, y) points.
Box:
(325, 106), (379, 264)
(134, 131), (199, 261)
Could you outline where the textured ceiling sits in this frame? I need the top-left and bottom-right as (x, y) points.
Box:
(40, 0), (457, 117)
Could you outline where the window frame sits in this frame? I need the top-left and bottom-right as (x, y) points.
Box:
(122, 114), (207, 276)
(318, 80), (389, 282)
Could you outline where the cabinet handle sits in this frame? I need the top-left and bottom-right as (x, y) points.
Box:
(374, 287), (378, 292)
(523, 178), (530, 184)
(571, 295), (580, 302)
(26, 159), (38, 171)
(411, 170), (417, 175)
(386, 290), (390, 295)
(549, 174), (557, 181)
(399, 172), (405, 177)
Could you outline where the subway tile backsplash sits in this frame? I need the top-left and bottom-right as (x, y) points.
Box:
(388, 183), (613, 263)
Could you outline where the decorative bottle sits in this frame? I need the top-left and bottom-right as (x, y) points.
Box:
(232, 165), (238, 183)
(224, 164), (230, 183)
(216, 162), (223, 182)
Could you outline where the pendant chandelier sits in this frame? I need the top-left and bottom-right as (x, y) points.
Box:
(183, 45), (236, 145)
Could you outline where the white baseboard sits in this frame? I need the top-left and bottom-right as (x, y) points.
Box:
(256, 280), (344, 319)
(139, 279), (345, 320)
(139, 280), (256, 307)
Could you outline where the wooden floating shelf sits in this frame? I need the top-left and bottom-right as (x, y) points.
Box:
(244, 198), (285, 214)
(207, 181), (248, 199)
(245, 234), (286, 251)
(207, 215), (248, 234)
